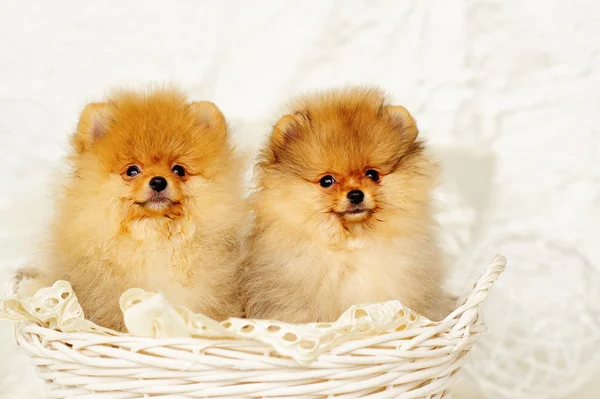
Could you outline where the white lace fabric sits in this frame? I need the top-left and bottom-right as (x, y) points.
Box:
(3, 279), (430, 364)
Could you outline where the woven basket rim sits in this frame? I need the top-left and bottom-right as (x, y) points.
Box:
(2, 255), (506, 361)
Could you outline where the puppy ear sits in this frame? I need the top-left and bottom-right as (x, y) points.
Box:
(270, 114), (303, 148)
(73, 103), (114, 153)
(264, 113), (305, 163)
(386, 105), (418, 142)
(189, 101), (227, 138)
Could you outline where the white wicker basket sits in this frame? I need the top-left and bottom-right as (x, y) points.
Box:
(1, 255), (505, 399)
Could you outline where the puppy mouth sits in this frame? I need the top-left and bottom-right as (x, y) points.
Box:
(135, 194), (178, 208)
(335, 207), (374, 218)
(344, 209), (369, 215)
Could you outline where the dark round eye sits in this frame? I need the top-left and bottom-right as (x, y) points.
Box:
(126, 165), (141, 177)
(319, 175), (335, 188)
(366, 169), (379, 182)
(172, 165), (186, 177)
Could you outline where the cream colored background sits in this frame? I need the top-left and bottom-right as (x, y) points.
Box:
(1, 1), (599, 398)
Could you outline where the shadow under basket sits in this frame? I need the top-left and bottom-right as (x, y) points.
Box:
(1, 255), (506, 399)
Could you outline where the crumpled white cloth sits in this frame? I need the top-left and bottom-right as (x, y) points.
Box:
(2, 279), (429, 364)
(120, 289), (191, 339)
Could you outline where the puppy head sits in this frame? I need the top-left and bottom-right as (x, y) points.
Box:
(257, 87), (437, 239)
(69, 88), (236, 230)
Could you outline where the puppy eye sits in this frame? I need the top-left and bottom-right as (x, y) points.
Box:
(366, 169), (379, 182)
(319, 175), (335, 188)
(172, 165), (186, 176)
(126, 165), (141, 177)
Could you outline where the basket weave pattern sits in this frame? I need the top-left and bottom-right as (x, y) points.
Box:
(1, 255), (505, 398)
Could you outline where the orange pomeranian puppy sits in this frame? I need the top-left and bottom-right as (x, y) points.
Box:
(25, 88), (247, 331)
(242, 87), (452, 323)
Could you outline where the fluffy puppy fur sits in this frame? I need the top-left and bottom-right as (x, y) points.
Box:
(26, 88), (247, 331)
(242, 87), (452, 323)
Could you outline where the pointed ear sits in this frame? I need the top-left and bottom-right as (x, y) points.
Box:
(188, 101), (227, 137)
(263, 113), (305, 163)
(386, 105), (418, 142)
(73, 103), (114, 153)
(270, 113), (303, 149)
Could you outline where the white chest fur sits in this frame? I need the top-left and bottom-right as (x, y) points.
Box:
(286, 237), (420, 312)
(116, 219), (200, 306)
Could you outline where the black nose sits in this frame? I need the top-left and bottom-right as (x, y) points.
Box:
(149, 176), (167, 192)
(347, 190), (364, 204)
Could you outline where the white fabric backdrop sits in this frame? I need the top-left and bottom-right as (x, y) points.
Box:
(1, 1), (599, 398)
